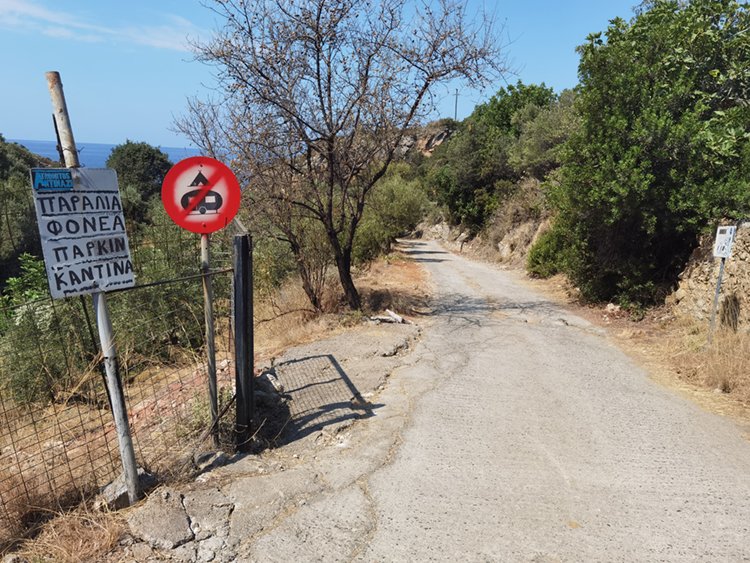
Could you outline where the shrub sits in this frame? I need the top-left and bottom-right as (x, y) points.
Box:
(0, 255), (93, 403)
(550, 0), (750, 304)
(527, 226), (567, 279)
(354, 172), (429, 264)
(252, 237), (297, 297)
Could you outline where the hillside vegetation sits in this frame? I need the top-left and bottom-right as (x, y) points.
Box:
(413, 0), (750, 308)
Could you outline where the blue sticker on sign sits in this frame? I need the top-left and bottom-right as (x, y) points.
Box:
(31, 169), (74, 191)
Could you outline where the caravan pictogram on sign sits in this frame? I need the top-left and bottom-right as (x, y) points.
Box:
(161, 156), (240, 234)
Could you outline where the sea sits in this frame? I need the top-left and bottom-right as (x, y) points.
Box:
(9, 139), (202, 168)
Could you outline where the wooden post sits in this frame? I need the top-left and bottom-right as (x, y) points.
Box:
(233, 234), (254, 451)
(201, 233), (219, 447)
(45, 71), (140, 504)
(46, 72), (80, 168)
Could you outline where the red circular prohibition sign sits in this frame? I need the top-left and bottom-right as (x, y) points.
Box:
(162, 156), (240, 234)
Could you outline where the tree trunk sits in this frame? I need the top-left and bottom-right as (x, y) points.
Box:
(289, 239), (323, 312)
(333, 246), (361, 310)
(298, 263), (323, 312)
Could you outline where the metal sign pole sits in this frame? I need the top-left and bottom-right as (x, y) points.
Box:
(92, 291), (140, 504)
(45, 71), (140, 504)
(708, 224), (738, 345)
(161, 157), (240, 449)
(201, 233), (219, 447)
(708, 257), (726, 344)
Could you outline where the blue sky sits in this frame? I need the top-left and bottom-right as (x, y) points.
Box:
(1, 0), (638, 148)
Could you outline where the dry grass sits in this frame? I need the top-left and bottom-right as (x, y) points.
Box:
(0, 471), (52, 549)
(253, 277), (342, 362)
(357, 249), (430, 315)
(10, 506), (123, 563)
(669, 323), (750, 404)
(253, 248), (430, 365)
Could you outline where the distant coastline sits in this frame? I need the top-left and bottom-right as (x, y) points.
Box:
(9, 139), (202, 168)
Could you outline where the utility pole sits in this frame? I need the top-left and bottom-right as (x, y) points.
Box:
(45, 71), (141, 505)
(454, 88), (459, 121)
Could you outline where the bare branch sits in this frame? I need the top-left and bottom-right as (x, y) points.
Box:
(181, 0), (508, 309)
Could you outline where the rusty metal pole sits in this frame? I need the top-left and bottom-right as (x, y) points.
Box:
(46, 71), (141, 505)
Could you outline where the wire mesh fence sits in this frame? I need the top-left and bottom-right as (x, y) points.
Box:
(0, 216), (237, 545)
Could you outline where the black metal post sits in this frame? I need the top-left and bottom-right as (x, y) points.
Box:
(233, 234), (254, 451)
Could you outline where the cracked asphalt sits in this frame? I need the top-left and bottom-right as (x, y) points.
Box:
(121, 239), (750, 562)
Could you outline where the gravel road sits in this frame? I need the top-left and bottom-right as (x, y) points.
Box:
(124, 239), (750, 562)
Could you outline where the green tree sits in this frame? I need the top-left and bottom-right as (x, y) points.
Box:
(541, 0), (750, 304)
(424, 120), (512, 231)
(354, 165), (430, 264)
(106, 141), (172, 224)
(473, 81), (556, 137)
(0, 136), (46, 287)
(423, 81), (556, 231)
(509, 89), (580, 180)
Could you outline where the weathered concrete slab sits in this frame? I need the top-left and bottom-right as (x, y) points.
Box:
(242, 486), (374, 563)
(114, 307), (423, 561)
(126, 488), (193, 550)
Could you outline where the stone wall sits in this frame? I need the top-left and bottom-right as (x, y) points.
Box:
(670, 222), (750, 329)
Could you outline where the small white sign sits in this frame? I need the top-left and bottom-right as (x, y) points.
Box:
(713, 225), (736, 259)
(30, 168), (135, 299)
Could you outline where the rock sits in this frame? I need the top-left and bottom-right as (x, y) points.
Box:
(255, 389), (282, 407)
(182, 487), (234, 542)
(170, 542), (198, 562)
(197, 535), (226, 562)
(127, 488), (194, 549)
(257, 371), (284, 394)
(672, 224), (749, 326)
(497, 240), (513, 262)
(130, 542), (153, 560)
(95, 467), (157, 511)
(371, 309), (408, 325)
(380, 341), (408, 357)
(605, 303), (621, 314)
(385, 309), (405, 324)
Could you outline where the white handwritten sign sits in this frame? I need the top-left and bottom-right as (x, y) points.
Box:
(30, 168), (135, 299)
(713, 225), (736, 259)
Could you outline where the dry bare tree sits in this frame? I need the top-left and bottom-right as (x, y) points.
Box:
(177, 0), (507, 309)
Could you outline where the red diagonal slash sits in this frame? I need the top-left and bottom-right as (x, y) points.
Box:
(179, 170), (215, 220)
